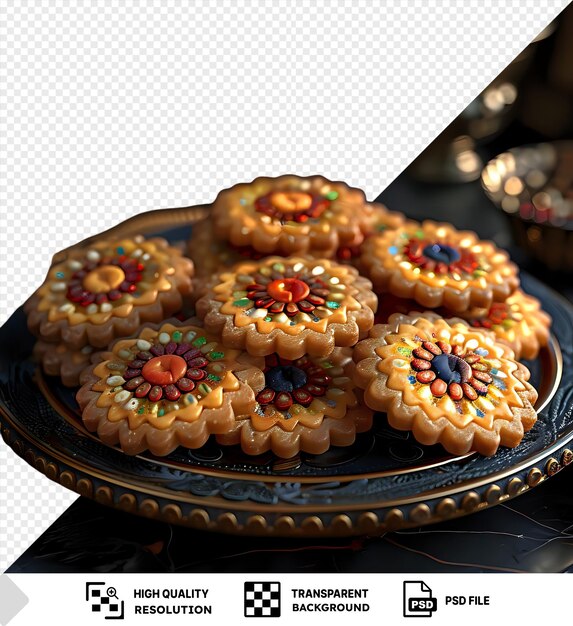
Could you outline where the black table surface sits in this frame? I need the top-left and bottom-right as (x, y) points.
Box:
(7, 173), (573, 574)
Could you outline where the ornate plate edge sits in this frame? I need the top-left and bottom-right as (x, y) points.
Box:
(2, 417), (572, 537)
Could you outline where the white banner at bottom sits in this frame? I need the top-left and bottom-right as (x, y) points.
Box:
(1, 573), (570, 626)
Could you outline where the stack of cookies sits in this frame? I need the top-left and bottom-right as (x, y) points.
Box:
(25, 176), (551, 459)
(358, 220), (551, 360)
(25, 236), (193, 386)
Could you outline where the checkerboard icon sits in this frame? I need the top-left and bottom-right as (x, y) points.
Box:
(244, 582), (281, 617)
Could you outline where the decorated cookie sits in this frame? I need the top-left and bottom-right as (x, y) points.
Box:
(33, 340), (96, 387)
(211, 175), (375, 257)
(353, 313), (538, 456)
(25, 236), (193, 350)
(359, 221), (519, 312)
(336, 202), (406, 263)
(217, 350), (373, 458)
(459, 289), (551, 361)
(76, 322), (262, 456)
(196, 256), (377, 359)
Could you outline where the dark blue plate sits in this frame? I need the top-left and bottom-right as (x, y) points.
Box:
(1, 206), (572, 537)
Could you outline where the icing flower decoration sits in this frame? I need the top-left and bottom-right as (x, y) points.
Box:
(25, 236), (193, 349)
(353, 313), (538, 456)
(196, 256), (377, 360)
(211, 175), (376, 257)
(217, 350), (373, 458)
(359, 221), (519, 312)
(460, 289), (551, 360)
(76, 322), (262, 456)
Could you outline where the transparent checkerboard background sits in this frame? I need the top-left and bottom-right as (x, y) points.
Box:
(0, 0), (567, 571)
(245, 582), (280, 616)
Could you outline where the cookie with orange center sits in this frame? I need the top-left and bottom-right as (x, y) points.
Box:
(359, 221), (519, 312)
(195, 257), (377, 360)
(458, 289), (551, 361)
(211, 175), (376, 257)
(217, 350), (373, 458)
(25, 236), (194, 350)
(353, 313), (538, 456)
(76, 322), (262, 456)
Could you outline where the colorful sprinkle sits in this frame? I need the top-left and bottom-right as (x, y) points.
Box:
(192, 336), (207, 348)
(326, 301), (340, 309)
(233, 298), (251, 307)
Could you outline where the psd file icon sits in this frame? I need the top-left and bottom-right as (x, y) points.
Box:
(403, 581), (437, 617)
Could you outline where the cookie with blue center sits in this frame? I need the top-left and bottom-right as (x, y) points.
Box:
(353, 312), (538, 457)
(359, 220), (519, 313)
(217, 350), (373, 458)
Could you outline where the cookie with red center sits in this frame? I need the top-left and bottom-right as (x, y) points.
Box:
(195, 256), (377, 359)
(353, 313), (538, 456)
(217, 350), (373, 458)
(211, 175), (376, 257)
(458, 289), (551, 360)
(25, 236), (194, 350)
(359, 221), (519, 312)
(76, 322), (263, 456)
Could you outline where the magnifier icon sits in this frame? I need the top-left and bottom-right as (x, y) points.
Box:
(106, 587), (118, 599)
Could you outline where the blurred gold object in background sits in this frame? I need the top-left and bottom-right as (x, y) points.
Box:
(482, 142), (573, 271)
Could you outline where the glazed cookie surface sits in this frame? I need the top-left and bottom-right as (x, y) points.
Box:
(353, 313), (538, 456)
(211, 175), (375, 257)
(336, 202), (406, 264)
(460, 289), (551, 360)
(217, 350), (373, 458)
(359, 221), (519, 312)
(196, 256), (377, 359)
(25, 236), (193, 349)
(76, 322), (261, 456)
(186, 218), (266, 299)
